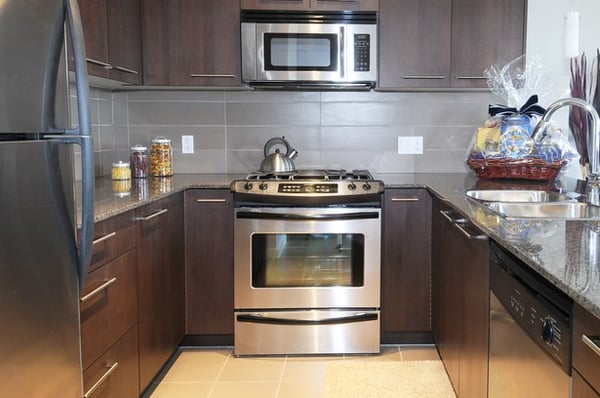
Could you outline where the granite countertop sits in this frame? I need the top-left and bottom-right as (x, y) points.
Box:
(87, 172), (600, 319)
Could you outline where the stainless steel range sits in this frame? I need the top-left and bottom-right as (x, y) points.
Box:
(231, 169), (384, 356)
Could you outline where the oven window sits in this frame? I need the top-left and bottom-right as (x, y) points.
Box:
(251, 234), (364, 287)
(264, 33), (338, 71)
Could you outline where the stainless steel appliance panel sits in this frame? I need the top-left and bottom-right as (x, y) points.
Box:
(234, 207), (381, 309)
(489, 292), (569, 398)
(234, 309), (380, 355)
(0, 141), (82, 398)
(0, 0), (69, 133)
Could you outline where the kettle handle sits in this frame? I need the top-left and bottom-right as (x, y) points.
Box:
(263, 137), (291, 158)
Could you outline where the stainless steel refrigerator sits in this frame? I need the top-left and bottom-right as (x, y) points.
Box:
(0, 1), (94, 397)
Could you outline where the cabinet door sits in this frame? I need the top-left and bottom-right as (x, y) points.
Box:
(79, 0), (110, 78)
(573, 370), (600, 398)
(107, 0), (143, 84)
(136, 194), (185, 391)
(381, 189), (432, 340)
(143, 0), (241, 86)
(309, 0), (378, 11)
(574, 303), (600, 395)
(240, 0), (310, 10)
(451, 0), (525, 88)
(379, 0), (451, 88)
(184, 189), (234, 337)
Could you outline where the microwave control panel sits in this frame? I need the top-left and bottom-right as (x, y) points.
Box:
(354, 34), (371, 72)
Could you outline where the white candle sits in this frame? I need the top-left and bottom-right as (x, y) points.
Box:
(564, 10), (580, 58)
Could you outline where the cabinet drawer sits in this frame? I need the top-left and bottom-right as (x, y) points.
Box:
(574, 304), (600, 394)
(83, 326), (139, 398)
(573, 370), (600, 398)
(90, 211), (135, 271)
(81, 250), (137, 369)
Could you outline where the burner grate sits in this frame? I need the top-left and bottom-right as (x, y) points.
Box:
(245, 169), (373, 181)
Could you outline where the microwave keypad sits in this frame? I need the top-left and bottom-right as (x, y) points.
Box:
(354, 34), (370, 72)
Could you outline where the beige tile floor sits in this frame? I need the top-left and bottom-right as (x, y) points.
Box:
(146, 345), (442, 398)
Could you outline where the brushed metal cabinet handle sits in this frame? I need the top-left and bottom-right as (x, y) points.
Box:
(403, 75), (446, 80)
(391, 198), (420, 202)
(453, 222), (488, 240)
(582, 334), (600, 358)
(92, 231), (117, 245)
(80, 277), (118, 303)
(196, 199), (228, 203)
(440, 210), (465, 223)
(456, 76), (487, 80)
(316, 0), (359, 3)
(83, 362), (120, 398)
(137, 208), (168, 221)
(189, 74), (236, 78)
(86, 58), (112, 69)
(113, 65), (139, 75)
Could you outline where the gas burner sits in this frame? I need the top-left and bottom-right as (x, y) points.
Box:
(245, 169), (374, 181)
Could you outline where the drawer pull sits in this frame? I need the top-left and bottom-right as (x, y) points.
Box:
(456, 76), (487, 80)
(113, 65), (139, 75)
(86, 58), (112, 69)
(453, 222), (488, 240)
(83, 362), (120, 398)
(137, 208), (168, 221)
(92, 231), (117, 245)
(582, 334), (600, 358)
(80, 277), (118, 303)
(196, 198), (227, 203)
(189, 74), (236, 78)
(391, 198), (419, 202)
(440, 210), (466, 224)
(316, 0), (359, 3)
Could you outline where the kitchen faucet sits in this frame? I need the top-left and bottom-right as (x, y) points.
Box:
(531, 97), (600, 205)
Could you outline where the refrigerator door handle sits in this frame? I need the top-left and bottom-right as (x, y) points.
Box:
(65, 0), (94, 289)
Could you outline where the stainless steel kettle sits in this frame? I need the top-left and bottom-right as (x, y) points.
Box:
(259, 137), (298, 173)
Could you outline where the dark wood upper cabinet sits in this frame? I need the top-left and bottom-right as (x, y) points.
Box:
(142, 0), (241, 86)
(379, 0), (526, 89)
(78, 0), (142, 84)
(240, 0), (378, 11)
(379, 0), (451, 88)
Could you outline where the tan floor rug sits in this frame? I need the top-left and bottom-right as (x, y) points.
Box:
(324, 360), (456, 398)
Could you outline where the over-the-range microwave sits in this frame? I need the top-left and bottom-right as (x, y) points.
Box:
(241, 11), (377, 90)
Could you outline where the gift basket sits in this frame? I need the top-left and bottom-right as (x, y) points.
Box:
(466, 56), (579, 181)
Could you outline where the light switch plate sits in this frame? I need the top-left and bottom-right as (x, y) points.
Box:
(397, 136), (423, 155)
(182, 135), (194, 154)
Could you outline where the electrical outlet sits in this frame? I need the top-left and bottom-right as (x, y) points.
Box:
(182, 135), (194, 154)
(397, 136), (423, 155)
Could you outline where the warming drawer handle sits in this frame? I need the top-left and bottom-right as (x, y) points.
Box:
(83, 362), (120, 398)
(582, 334), (600, 358)
(137, 208), (168, 221)
(92, 231), (117, 245)
(391, 198), (419, 202)
(236, 211), (379, 221)
(237, 312), (378, 326)
(80, 277), (118, 303)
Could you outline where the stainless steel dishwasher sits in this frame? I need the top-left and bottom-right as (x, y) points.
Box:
(489, 242), (573, 398)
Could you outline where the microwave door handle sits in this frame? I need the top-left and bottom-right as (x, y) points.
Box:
(339, 26), (345, 80)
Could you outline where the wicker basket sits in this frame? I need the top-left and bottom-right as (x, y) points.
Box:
(467, 157), (566, 181)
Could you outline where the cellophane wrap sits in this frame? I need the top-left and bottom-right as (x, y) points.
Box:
(465, 56), (579, 181)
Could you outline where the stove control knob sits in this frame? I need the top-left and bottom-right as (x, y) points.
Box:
(348, 182), (357, 191)
(542, 318), (555, 344)
(259, 182), (268, 191)
(362, 183), (372, 191)
(244, 182), (254, 191)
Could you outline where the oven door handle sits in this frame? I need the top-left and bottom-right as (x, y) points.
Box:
(237, 312), (378, 325)
(236, 211), (379, 221)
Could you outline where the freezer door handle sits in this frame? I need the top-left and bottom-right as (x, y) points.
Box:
(237, 312), (378, 325)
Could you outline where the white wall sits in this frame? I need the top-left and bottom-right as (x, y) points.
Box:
(527, 0), (600, 104)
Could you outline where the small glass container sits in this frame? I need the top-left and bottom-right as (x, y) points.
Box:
(111, 161), (131, 180)
(130, 145), (148, 178)
(150, 136), (173, 177)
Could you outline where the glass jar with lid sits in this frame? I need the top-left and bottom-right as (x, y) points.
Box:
(130, 144), (148, 178)
(150, 136), (173, 177)
(111, 161), (131, 180)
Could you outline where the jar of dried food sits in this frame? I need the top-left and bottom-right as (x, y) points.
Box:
(130, 144), (148, 178)
(150, 136), (173, 177)
(111, 161), (131, 180)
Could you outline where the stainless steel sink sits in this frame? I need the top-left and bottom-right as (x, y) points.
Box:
(486, 202), (600, 220)
(465, 190), (572, 203)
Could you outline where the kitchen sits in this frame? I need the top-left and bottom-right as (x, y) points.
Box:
(2, 0), (600, 398)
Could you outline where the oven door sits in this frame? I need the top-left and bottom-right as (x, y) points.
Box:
(234, 206), (381, 310)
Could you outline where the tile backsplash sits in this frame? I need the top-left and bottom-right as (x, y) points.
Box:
(73, 87), (495, 178)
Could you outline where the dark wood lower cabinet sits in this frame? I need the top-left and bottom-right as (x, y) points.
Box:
(183, 189), (234, 344)
(381, 188), (432, 343)
(136, 193), (185, 393)
(573, 303), (600, 397)
(574, 370), (600, 398)
(432, 198), (489, 398)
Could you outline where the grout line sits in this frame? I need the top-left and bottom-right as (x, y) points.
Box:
(274, 356), (288, 398)
(207, 348), (233, 398)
